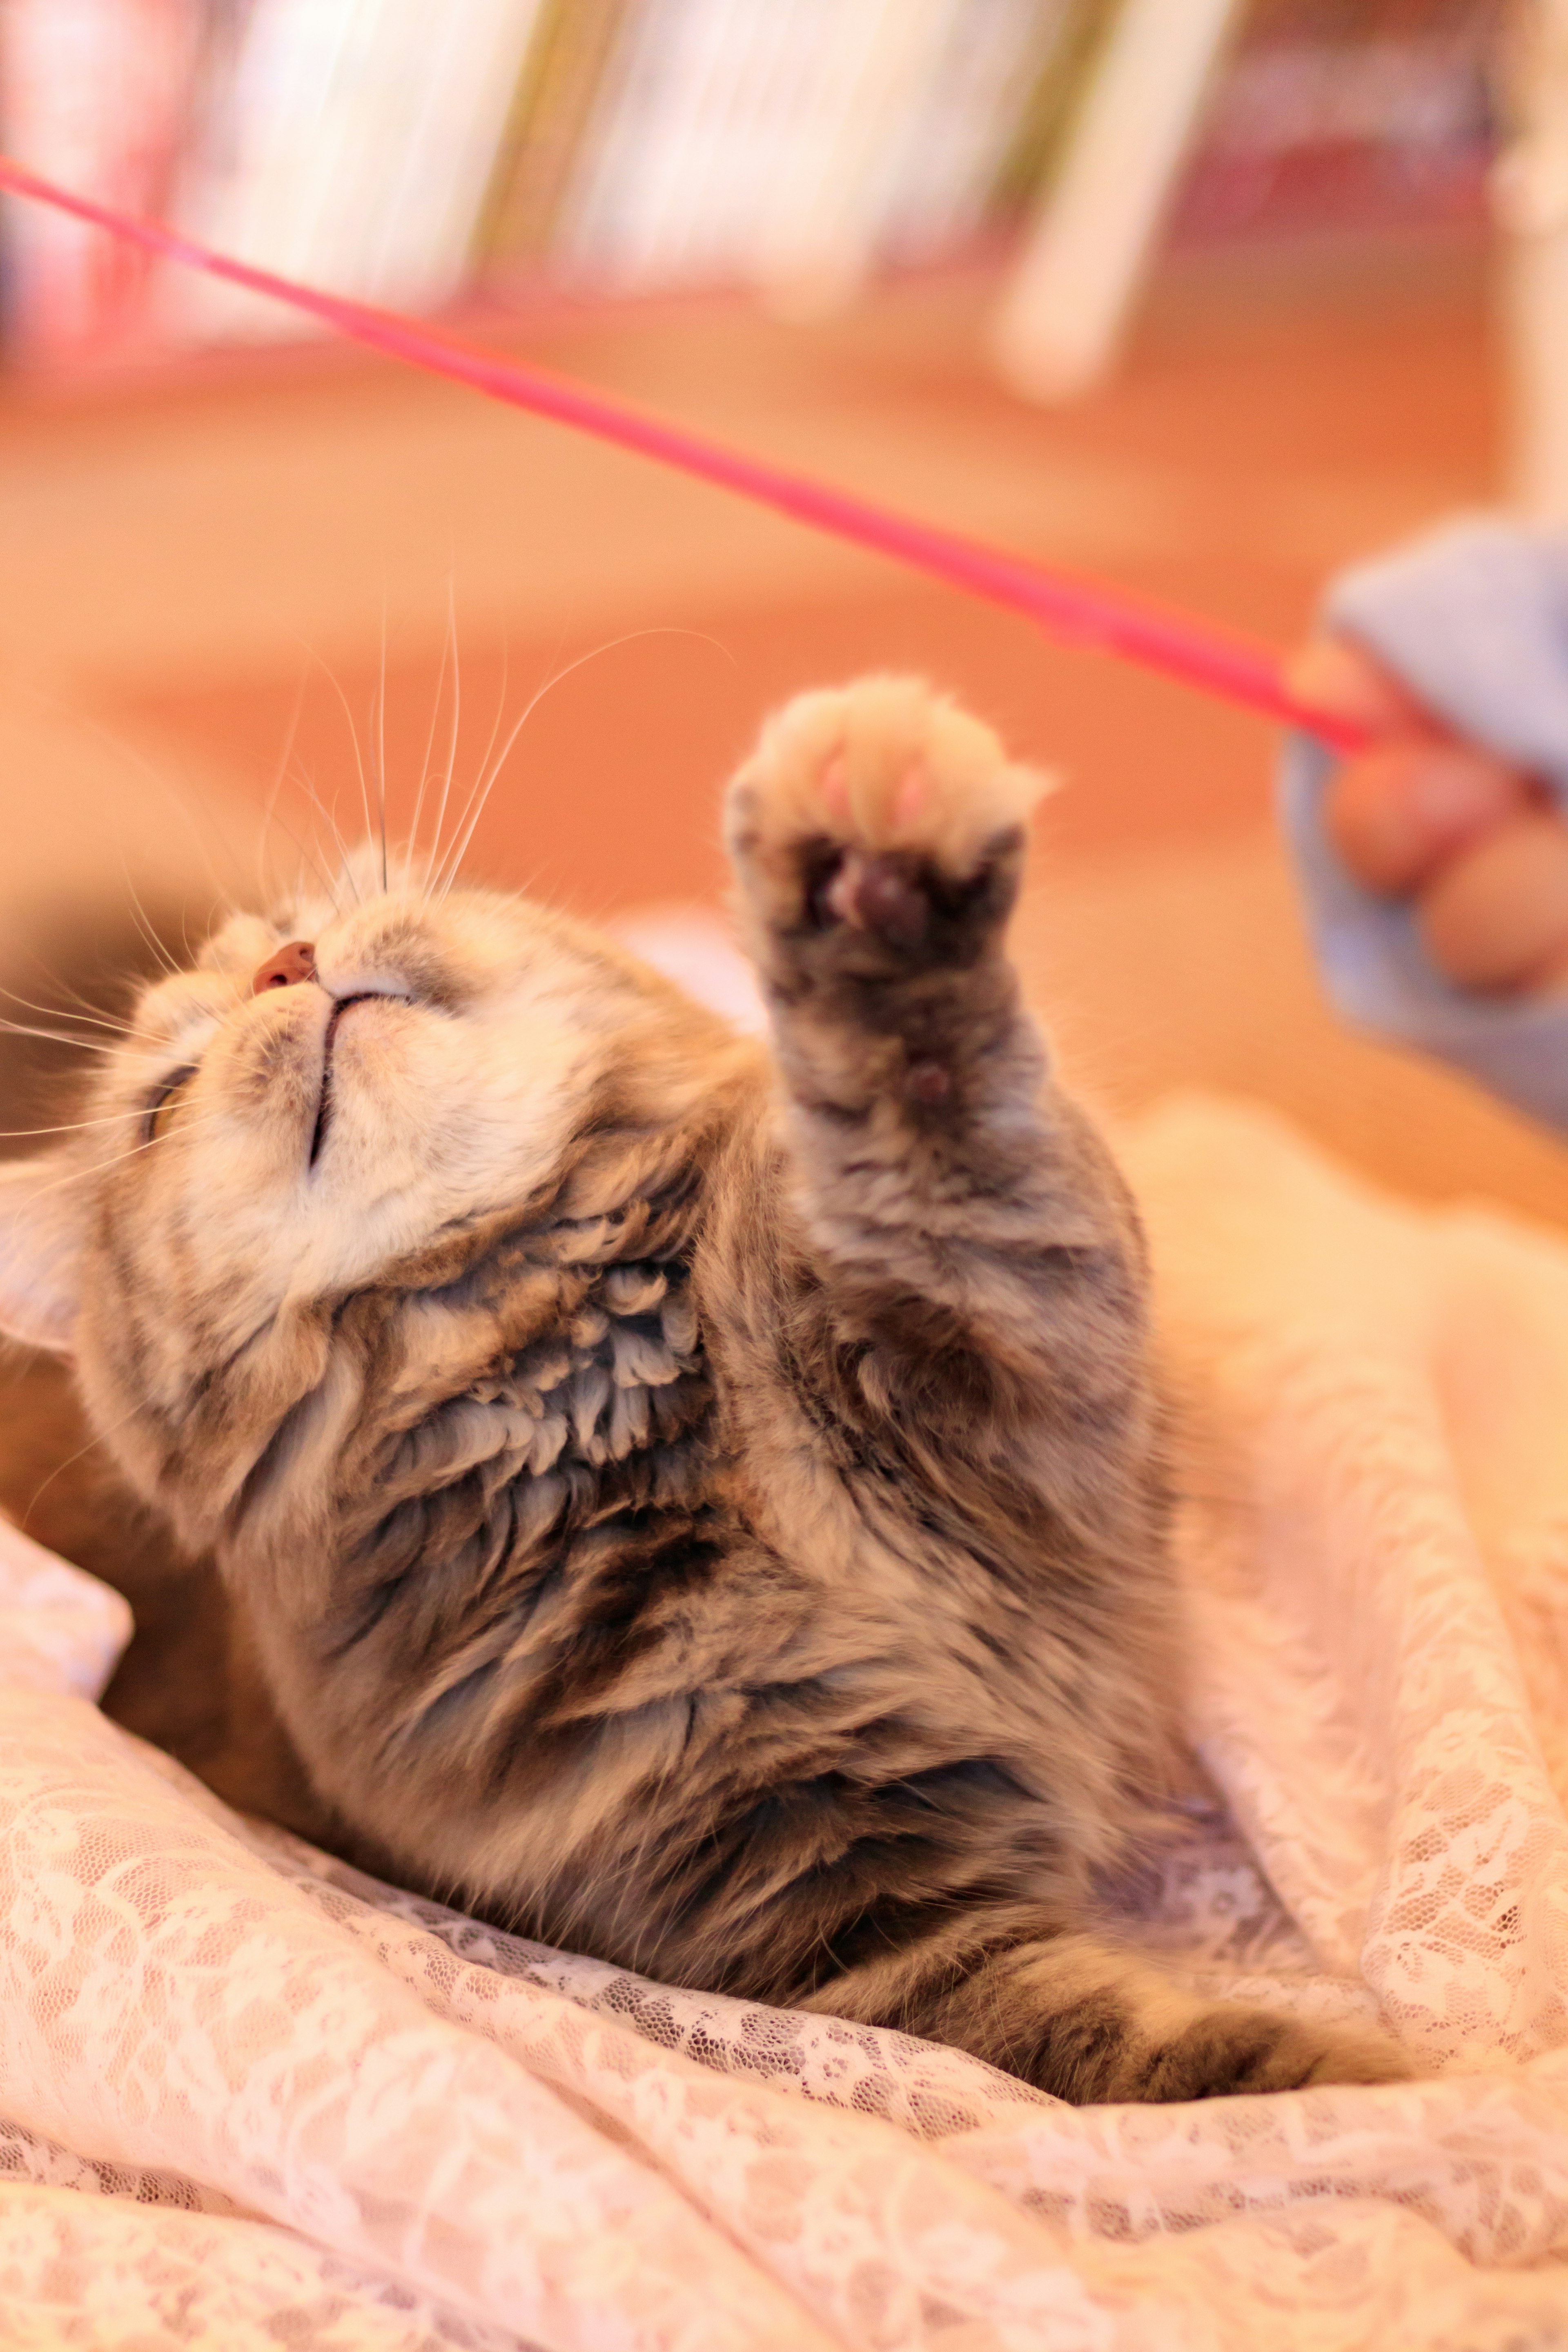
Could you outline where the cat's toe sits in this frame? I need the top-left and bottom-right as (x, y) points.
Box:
(768, 675), (1045, 865)
(1140, 2009), (1412, 2102)
(1295, 2024), (1415, 2088)
(726, 675), (1047, 950)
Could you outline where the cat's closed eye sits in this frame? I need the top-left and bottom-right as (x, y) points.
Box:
(145, 1066), (197, 1143)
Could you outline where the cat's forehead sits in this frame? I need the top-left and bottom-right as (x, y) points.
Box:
(198, 909), (284, 976)
(132, 953), (249, 1045)
(153, 890), (446, 1002)
(119, 907), (280, 1042)
(127, 882), (606, 1048)
(190, 865), (436, 981)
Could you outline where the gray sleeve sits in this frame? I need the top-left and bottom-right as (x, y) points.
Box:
(1279, 517), (1568, 1132)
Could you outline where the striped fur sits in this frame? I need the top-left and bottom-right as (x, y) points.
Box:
(0, 678), (1406, 2100)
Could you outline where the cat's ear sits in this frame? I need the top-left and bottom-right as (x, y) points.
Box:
(0, 1158), (80, 1355)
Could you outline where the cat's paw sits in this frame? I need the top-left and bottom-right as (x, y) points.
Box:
(725, 675), (1047, 976)
(1141, 2006), (1414, 2103)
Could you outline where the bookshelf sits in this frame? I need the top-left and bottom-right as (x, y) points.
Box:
(0, 1), (1504, 399)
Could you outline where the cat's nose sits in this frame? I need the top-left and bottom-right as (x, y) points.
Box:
(251, 940), (318, 995)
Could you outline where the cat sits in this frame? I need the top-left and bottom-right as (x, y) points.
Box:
(0, 675), (1407, 2102)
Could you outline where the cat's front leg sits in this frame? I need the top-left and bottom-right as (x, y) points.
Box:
(724, 675), (1147, 1448)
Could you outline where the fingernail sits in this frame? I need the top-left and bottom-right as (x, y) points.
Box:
(1406, 751), (1521, 840)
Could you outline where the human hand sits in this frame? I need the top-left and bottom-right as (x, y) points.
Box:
(1286, 638), (1568, 994)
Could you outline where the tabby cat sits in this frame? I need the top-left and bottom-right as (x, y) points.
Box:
(0, 677), (1406, 2101)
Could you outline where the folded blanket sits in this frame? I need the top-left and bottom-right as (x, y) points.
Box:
(1, 1096), (1566, 2351)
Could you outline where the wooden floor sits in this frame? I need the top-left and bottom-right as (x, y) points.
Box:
(3, 226), (1566, 1224)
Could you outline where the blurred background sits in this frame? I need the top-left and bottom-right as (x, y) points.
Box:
(1, 0), (1565, 1222)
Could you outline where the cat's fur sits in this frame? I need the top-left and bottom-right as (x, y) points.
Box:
(0, 677), (1406, 2101)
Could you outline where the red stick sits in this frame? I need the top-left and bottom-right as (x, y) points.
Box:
(0, 155), (1368, 752)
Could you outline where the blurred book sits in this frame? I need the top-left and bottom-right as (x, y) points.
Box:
(993, 0), (1246, 400)
(551, 0), (818, 292)
(475, 0), (631, 286)
(1, 0), (212, 358)
(549, 0), (1073, 301)
(747, 0), (962, 317)
(994, 0), (1501, 401)
(881, 0), (1074, 267)
(160, 0), (546, 339)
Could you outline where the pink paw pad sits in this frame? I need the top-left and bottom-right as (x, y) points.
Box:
(824, 854), (864, 928)
(820, 752), (850, 824)
(892, 763), (928, 832)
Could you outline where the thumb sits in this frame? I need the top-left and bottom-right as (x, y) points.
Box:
(1283, 636), (1443, 743)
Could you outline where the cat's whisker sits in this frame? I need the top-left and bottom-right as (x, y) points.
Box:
(425, 584), (464, 900)
(431, 650), (590, 901)
(0, 1021), (120, 1058)
(0, 1106), (176, 1140)
(263, 792), (345, 916)
(8, 1129), (209, 1205)
(0, 985), (159, 1045)
(408, 581), (456, 898)
(37, 1108), (236, 1196)
(321, 659), (378, 901)
(22, 1393), (147, 1524)
(11, 960), (157, 1038)
(0, 1011), (156, 1060)
(288, 759), (358, 900)
(288, 645), (366, 905)
(476, 633), (512, 801)
(270, 739), (356, 906)
(256, 668), (312, 908)
(433, 629), (717, 900)
(29, 693), (241, 910)
(430, 633), (515, 909)
(0, 978), (145, 1033)
(118, 872), (184, 981)
(376, 593), (390, 896)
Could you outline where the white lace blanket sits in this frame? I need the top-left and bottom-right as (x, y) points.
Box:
(3, 1096), (1568, 2350)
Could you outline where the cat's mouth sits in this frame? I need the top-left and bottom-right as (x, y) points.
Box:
(309, 992), (393, 1167)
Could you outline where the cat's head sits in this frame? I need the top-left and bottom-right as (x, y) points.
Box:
(0, 857), (731, 1551)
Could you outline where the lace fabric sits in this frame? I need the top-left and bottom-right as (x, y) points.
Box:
(2, 1094), (1568, 2349)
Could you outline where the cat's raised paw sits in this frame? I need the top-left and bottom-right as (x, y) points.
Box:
(725, 675), (1047, 971)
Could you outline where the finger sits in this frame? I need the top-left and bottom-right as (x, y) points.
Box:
(1417, 809), (1568, 993)
(1284, 637), (1439, 739)
(1323, 742), (1539, 896)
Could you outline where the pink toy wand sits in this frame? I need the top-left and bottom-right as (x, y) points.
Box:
(0, 154), (1369, 754)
